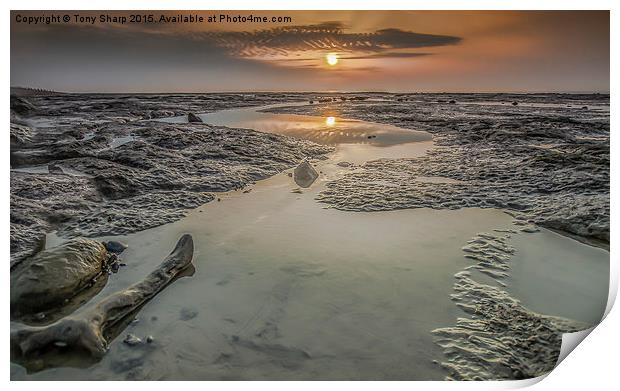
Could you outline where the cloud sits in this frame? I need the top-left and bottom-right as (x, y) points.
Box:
(10, 18), (463, 91)
(201, 22), (461, 58)
(342, 52), (432, 60)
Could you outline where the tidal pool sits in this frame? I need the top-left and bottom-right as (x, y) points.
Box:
(12, 103), (609, 380)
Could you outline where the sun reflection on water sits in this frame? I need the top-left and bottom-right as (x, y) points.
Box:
(325, 116), (336, 126)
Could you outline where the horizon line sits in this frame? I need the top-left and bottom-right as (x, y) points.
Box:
(10, 86), (610, 95)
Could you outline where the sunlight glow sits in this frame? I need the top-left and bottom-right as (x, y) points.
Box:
(325, 116), (336, 126)
(326, 53), (339, 66)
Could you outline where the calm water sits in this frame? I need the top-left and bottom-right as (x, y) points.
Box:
(12, 104), (609, 380)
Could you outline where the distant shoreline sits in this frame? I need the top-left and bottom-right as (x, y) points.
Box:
(10, 87), (610, 96)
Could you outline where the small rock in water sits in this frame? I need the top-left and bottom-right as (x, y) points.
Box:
(105, 241), (128, 254)
(187, 113), (203, 123)
(512, 101), (519, 106)
(123, 334), (142, 346)
(337, 161), (352, 167)
(293, 160), (319, 188)
(146, 335), (154, 344)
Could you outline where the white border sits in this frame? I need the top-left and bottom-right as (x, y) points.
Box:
(3, 1), (616, 389)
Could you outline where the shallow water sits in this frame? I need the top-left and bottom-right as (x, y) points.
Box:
(161, 104), (431, 163)
(508, 229), (608, 324)
(12, 103), (609, 380)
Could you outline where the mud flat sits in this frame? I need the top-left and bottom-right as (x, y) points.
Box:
(12, 166), (607, 380)
(10, 93), (609, 380)
(265, 94), (609, 380)
(10, 94), (331, 267)
(267, 94), (609, 246)
(11, 96), (609, 380)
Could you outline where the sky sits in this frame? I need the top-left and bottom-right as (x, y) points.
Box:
(10, 10), (610, 93)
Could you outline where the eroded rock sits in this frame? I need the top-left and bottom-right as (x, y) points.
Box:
(10, 238), (111, 316)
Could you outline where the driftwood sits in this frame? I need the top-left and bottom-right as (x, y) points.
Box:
(11, 234), (194, 359)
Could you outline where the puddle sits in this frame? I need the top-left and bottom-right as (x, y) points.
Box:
(108, 135), (136, 149)
(160, 104), (432, 165)
(81, 132), (95, 141)
(507, 229), (608, 324)
(11, 164), (50, 174)
(13, 103), (609, 380)
(11, 164), (91, 177)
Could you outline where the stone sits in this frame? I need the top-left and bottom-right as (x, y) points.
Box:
(123, 334), (142, 346)
(293, 160), (319, 188)
(105, 241), (128, 254)
(10, 238), (110, 315)
(187, 113), (202, 123)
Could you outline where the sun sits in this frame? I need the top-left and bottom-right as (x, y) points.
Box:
(325, 116), (336, 126)
(326, 53), (339, 66)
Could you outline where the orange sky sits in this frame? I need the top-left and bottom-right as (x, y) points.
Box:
(10, 11), (610, 92)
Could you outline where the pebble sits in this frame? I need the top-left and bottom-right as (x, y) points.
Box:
(123, 334), (142, 346)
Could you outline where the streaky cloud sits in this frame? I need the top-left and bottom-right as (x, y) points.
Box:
(202, 22), (461, 58)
